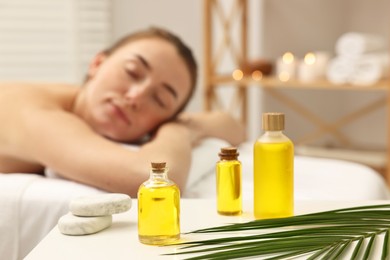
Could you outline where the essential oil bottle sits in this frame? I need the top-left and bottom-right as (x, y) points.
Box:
(216, 147), (242, 216)
(253, 112), (294, 219)
(138, 162), (180, 245)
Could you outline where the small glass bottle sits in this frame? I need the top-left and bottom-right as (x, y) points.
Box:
(216, 147), (242, 216)
(254, 112), (294, 219)
(137, 162), (180, 245)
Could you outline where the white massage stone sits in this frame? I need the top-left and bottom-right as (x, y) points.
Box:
(70, 193), (132, 217)
(58, 213), (112, 235)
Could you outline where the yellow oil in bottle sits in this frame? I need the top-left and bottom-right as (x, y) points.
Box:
(138, 162), (180, 245)
(254, 113), (294, 219)
(216, 147), (242, 215)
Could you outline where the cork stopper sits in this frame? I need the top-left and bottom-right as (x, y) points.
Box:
(262, 112), (285, 131)
(151, 162), (166, 173)
(218, 147), (239, 160)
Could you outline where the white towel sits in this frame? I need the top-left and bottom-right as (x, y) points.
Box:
(327, 52), (389, 85)
(0, 174), (40, 260)
(326, 56), (354, 84)
(336, 32), (385, 57)
(350, 53), (389, 85)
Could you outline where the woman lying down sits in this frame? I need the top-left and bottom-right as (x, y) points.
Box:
(0, 27), (245, 197)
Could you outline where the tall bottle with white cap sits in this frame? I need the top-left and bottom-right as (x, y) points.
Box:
(253, 112), (294, 219)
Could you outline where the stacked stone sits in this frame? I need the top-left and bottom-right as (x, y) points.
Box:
(58, 193), (132, 235)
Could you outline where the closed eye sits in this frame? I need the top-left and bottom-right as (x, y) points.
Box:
(125, 69), (141, 80)
(152, 93), (166, 108)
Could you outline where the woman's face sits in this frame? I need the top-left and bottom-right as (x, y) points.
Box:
(78, 37), (192, 142)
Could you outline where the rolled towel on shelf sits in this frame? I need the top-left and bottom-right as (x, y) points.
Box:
(349, 53), (389, 86)
(335, 32), (385, 57)
(326, 56), (355, 84)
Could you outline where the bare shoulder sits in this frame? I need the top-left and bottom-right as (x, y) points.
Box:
(0, 82), (80, 141)
(0, 82), (79, 110)
(0, 82), (82, 172)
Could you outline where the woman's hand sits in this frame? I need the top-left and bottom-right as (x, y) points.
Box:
(177, 111), (246, 146)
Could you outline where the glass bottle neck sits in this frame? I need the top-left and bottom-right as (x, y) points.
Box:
(150, 171), (168, 180)
(219, 156), (238, 161)
(264, 130), (284, 136)
(258, 130), (291, 143)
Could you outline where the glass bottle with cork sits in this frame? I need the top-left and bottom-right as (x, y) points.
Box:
(253, 112), (294, 219)
(137, 162), (180, 245)
(216, 147), (242, 216)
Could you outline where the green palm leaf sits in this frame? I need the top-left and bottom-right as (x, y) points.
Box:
(167, 204), (390, 259)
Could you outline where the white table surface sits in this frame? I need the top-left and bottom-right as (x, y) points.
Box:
(25, 199), (390, 260)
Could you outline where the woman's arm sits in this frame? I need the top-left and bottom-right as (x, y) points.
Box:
(21, 109), (192, 197)
(16, 108), (243, 197)
(178, 111), (246, 146)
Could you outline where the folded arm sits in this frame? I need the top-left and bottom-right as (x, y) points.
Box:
(13, 108), (243, 197)
(20, 110), (192, 197)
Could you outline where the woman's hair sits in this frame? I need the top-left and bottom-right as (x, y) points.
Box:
(102, 27), (198, 116)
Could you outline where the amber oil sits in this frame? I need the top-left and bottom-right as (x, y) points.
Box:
(254, 113), (294, 219)
(216, 147), (242, 216)
(138, 162), (180, 245)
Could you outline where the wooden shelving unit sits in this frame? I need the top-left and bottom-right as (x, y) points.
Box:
(211, 75), (389, 91)
(203, 0), (390, 184)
